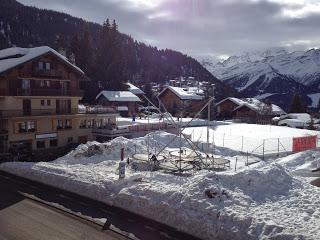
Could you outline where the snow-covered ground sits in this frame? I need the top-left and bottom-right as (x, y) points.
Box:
(1, 125), (320, 240)
(184, 123), (319, 155)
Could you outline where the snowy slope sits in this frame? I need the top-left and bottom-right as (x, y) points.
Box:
(203, 48), (320, 109)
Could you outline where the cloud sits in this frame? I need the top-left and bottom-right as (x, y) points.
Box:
(18, 0), (320, 58)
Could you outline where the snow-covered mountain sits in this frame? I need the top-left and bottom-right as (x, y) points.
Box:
(203, 48), (320, 110)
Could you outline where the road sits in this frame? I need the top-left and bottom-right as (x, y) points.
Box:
(0, 171), (199, 240)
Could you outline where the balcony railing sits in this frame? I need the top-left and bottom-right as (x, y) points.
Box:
(0, 106), (119, 118)
(79, 105), (118, 114)
(33, 69), (63, 78)
(0, 108), (78, 118)
(15, 88), (83, 97)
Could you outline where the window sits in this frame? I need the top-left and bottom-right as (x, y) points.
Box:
(87, 120), (92, 128)
(18, 122), (26, 133)
(80, 119), (87, 128)
(21, 79), (31, 95)
(47, 99), (51, 106)
(45, 62), (51, 70)
(40, 80), (50, 88)
(50, 139), (58, 147)
(67, 137), (73, 143)
(56, 99), (71, 114)
(18, 121), (36, 133)
(27, 121), (35, 131)
(57, 120), (63, 129)
(57, 119), (72, 130)
(37, 141), (45, 149)
(38, 62), (44, 70)
(65, 119), (71, 129)
(41, 100), (45, 106)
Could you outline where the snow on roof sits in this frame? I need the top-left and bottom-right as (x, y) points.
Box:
(126, 82), (145, 95)
(96, 91), (141, 102)
(159, 86), (204, 100)
(229, 97), (286, 115)
(216, 97), (247, 106)
(187, 87), (204, 95)
(117, 106), (129, 111)
(0, 46), (84, 74)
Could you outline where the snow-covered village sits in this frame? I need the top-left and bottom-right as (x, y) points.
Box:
(1, 1), (320, 240)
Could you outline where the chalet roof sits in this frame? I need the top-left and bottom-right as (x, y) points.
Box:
(126, 82), (145, 95)
(96, 91), (141, 102)
(158, 86), (204, 100)
(217, 97), (285, 115)
(233, 98), (285, 115)
(216, 97), (247, 106)
(0, 46), (84, 75)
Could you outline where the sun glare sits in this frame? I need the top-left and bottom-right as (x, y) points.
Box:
(126, 0), (162, 9)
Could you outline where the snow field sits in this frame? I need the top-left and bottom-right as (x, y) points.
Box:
(1, 125), (320, 239)
(184, 123), (319, 155)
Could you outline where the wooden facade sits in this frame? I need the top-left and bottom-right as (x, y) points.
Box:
(158, 88), (204, 117)
(0, 48), (117, 158)
(216, 99), (240, 119)
(97, 96), (138, 117)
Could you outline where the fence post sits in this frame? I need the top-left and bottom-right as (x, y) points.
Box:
(262, 139), (265, 161)
(241, 136), (244, 152)
(277, 138), (280, 156)
(223, 133), (225, 147)
(235, 157), (238, 171)
(246, 151), (249, 167)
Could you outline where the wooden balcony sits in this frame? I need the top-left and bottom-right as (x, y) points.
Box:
(0, 108), (78, 118)
(32, 69), (63, 78)
(15, 88), (83, 97)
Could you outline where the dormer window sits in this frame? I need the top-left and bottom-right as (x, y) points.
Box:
(38, 61), (44, 70)
(45, 62), (51, 70)
(38, 62), (51, 70)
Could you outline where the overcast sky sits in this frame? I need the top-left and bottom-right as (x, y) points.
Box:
(18, 0), (320, 61)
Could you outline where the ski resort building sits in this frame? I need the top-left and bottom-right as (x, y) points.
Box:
(216, 97), (285, 124)
(158, 86), (205, 117)
(0, 46), (117, 159)
(96, 90), (141, 117)
(126, 82), (145, 100)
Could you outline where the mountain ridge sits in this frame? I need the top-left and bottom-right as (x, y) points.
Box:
(0, 0), (239, 102)
(201, 47), (320, 110)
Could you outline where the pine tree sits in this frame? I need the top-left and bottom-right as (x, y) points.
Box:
(95, 19), (126, 90)
(288, 92), (305, 113)
(78, 24), (92, 73)
(143, 82), (153, 100)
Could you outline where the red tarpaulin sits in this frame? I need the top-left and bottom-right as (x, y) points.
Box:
(292, 135), (317, 152)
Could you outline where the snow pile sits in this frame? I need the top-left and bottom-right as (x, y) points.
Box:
(1, 131), (320, 239)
